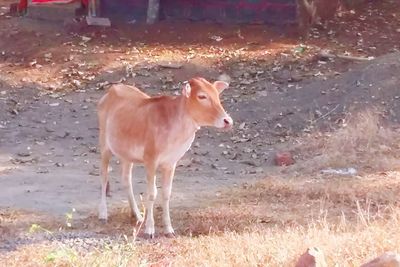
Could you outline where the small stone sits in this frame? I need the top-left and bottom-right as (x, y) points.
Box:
(81, 36), (91, 42)
(360, 252), (400, 267)
(88, 146), (97, 153)
(89, 170), (100, 176)
(295, 247), (327, 267)
(17, 152), (31, 157)
(240, 160), (259, 167)
(254, 167), (263, 173)
(37, 167), (49, 174)
(157, 61), (183, 69)
(211, 163), (219, 169)
(244, 147), (252, 153)
(72, 80), (81, 87)
(274, 151), (294, 166)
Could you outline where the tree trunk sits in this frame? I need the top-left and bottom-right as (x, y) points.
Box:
(147, 0), (160, 24)
(88, 0), (100, 17)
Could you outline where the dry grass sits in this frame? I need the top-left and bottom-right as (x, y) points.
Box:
(2, 110), (400, 266)
(292, 109), (400, 173)
(2, 171), (400, 267)
(3, 205), (400, 267)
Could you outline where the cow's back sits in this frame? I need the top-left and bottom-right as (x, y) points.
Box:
(97, 84), (150, 155)
(98, 84), (149, 113)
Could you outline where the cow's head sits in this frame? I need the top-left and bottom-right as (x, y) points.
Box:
(183, 77), (233, 129)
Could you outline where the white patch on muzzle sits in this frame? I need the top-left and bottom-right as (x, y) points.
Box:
(214, 113), (233, 129)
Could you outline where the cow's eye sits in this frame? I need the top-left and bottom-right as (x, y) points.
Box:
(198, 94), (207, 100)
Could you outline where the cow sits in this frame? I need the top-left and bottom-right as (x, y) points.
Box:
(97, 77), (233, 238)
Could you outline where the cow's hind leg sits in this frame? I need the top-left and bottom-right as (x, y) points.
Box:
(99, 149), (111, 222)
(121, 160), (143, 223)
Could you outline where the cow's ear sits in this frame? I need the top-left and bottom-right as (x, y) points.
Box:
(213, 81), (229, 94)
(182, 82), (191, 98)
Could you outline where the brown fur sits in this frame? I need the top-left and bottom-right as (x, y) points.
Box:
(97, 77), (233, 237)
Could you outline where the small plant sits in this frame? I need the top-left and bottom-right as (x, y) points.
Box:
(28, 223), (52, 235)
(44, 247), (77, 264)
(65, 208), (76, 228)
(293, 44), (308, 54)
(133, 194), (146, 242)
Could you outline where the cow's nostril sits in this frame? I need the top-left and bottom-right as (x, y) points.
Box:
(224, 118), (230, 125)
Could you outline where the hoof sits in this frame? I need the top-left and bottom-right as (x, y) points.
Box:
(143, 233), (155, 240)
(99, 218), (108, 224)
(164, 232), (176, 239)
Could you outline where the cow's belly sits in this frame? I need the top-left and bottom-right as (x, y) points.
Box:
(106, 136), (145, 163)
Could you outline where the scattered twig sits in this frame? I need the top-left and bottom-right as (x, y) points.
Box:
(157, 62), (183, 69)
(319, 50), (374, 61)
(313, 104), (340, 123)
(132, 194), (146, 242)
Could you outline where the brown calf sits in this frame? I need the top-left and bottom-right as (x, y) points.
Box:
(97, 77), (233, 238)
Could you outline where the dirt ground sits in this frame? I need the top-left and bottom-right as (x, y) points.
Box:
(1, 0), (400, 254)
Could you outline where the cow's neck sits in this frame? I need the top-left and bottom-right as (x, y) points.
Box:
(173, 95), (200, 139)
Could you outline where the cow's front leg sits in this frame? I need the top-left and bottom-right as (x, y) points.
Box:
(161, 163), (176, 237)
(144, 164), (157, 239)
